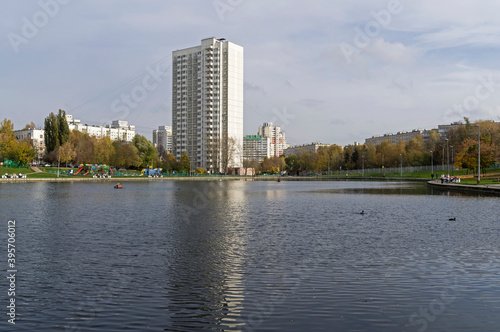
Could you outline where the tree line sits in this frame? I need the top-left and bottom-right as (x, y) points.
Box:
(241, 118), (499, 175)
(42, 110), (196, 172)
(0, 119), (36, 165)
(276, 118), (498, 174)
(2, 113), (499, 175)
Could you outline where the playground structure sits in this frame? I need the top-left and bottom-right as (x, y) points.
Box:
(74, 164), (114, 177)
(141, 167), (163, 177)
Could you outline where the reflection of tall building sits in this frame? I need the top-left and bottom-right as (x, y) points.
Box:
(172, 37), (244, 172)
(258, 122), (287, 157)
(166, 182), (247, 330)
(153, 126), (172, 153)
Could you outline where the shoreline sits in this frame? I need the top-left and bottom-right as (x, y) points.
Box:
(4, 176), (500, 196)
(1, 176), (430, 183)
(427, 180), (500, 195)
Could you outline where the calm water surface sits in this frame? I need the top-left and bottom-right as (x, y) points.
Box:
(1, 180), (499, 331)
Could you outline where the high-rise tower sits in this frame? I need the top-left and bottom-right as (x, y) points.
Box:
(172, 37), (243, 173)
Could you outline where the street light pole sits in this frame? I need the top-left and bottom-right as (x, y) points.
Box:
(362, 156), (364, 177)
(446, 138), (449, 178)
(328, 155), (330, 176)
(57, 145), (61, 178)
(476, 124), (481, 184)
(451, 146), (454, 176)
(400, 153), (402, 177)
(430, 150), (433, 179)
(442, 145), (444, 171)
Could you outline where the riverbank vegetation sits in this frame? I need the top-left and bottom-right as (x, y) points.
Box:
(276, 118), (498, 175)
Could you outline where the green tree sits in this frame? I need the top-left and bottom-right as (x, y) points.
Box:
(0, 119), (16, 160)
(44, 112), (60, 153)
(161, 153), (178, 173)
(94, 137), (114, 165)
(15, 139), (36, 165)
(111, 141), (141, 169)
(180, 152), (190, 172)
(57, 109), (70, 146)
(0, 119), (36, 164)
(71, 130), (95, 164)
(133, 135), (157, 167)
(243, 159), (261, 172)
(23, 122), (37, 130)
(261, 156), (284, 174)
(285, 154), (299, 171)
(60, 141), (76, 166)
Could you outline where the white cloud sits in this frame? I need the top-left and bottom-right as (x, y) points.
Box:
(365, 38), (418, 66)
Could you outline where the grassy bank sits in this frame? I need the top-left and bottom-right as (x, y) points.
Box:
(3, 165), (500, 185)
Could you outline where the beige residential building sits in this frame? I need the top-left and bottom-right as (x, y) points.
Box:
(66, 115), (136, 142)
(365, 129), (425, 146)
(283, 143), (328, 157)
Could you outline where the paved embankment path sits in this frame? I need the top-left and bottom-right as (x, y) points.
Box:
(0, 176), (431, 183)
(427, 180), (500, 195)
(30, 166), (42, 173)
(0, 176), (249, 183)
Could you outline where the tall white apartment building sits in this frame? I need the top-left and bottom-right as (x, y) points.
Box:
(258, 122), (287, 157)
(172, 37), (243, 173)
(152, 125), (172, 153)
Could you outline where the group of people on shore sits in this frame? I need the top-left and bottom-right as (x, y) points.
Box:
(92, 174), (111, 179)
(1, 173), (27, 179)
(439, 174), (460, 183)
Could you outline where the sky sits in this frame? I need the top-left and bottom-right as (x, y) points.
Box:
(2, 0), (500, 146)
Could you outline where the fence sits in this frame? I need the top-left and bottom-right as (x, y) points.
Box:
(334, 163), (500, 176)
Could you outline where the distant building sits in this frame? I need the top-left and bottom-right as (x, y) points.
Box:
(283, 143), (328, 157)
(66, 114), (136, 142)
(436, 122), (462, 137)
(153, 126), (172, 153)
(243, 135), (271, 162)
(258, 122), (287, 157)
(14, 128), (45, 160)
(364, 122), (463, 146)
(365, 129), (425, 146)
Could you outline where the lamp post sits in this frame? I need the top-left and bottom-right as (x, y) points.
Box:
(400, 153), (402, 177)
(446, 138), (449, 178)
(328, 154), (330, 176)
(451, 146), (454, 176)
(442, 145), (444, 171)
(382, 154), (384, 175)
(57, 145), (61, 178)
(476, 124), (481, 184)
(362, 156), (364, 177)
(430, 150), (433, 179)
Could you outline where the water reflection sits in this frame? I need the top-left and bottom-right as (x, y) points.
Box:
(165, 181), (249, 330)
(1, 180), (499, 331)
